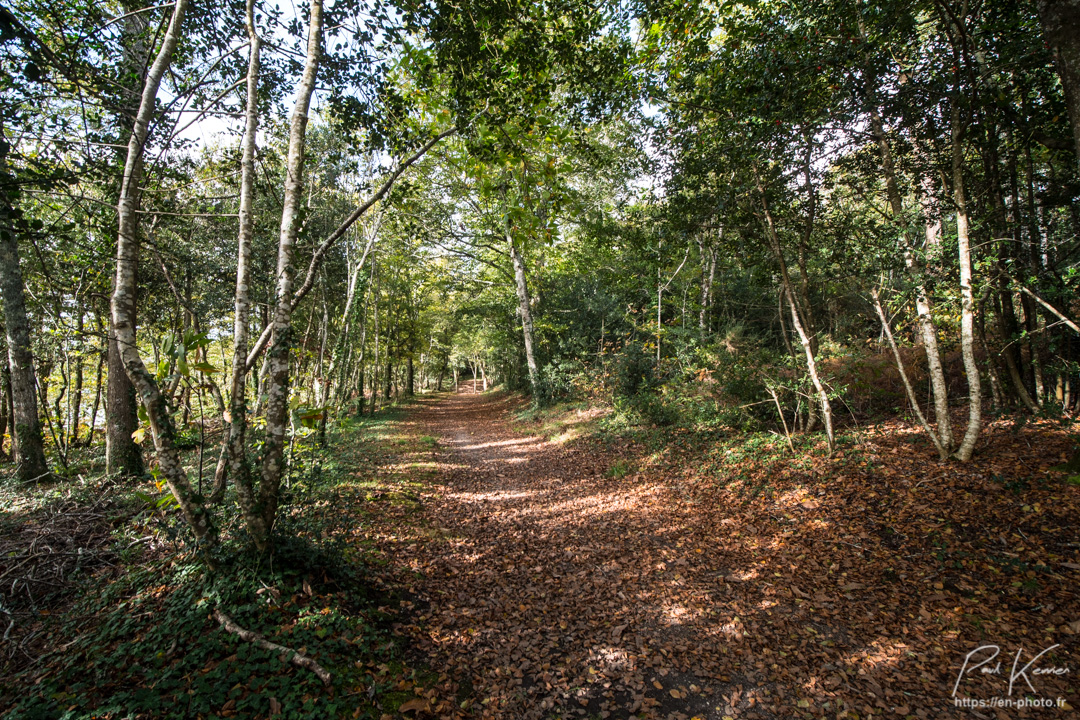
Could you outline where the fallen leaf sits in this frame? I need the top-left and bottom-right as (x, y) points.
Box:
(398, 697), (429, 713)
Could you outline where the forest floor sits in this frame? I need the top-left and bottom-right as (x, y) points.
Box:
(2, 389), (1079, 720)
(361, 388), (1080, 720)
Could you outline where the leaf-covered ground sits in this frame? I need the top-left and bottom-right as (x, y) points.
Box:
(3, 392), (1078, 719)
(363, 390), (1079, 720)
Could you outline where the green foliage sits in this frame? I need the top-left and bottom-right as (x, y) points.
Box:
(614, 342), (657, 399)
(618, 392), (680, 427)
(5, 548), (386, 719)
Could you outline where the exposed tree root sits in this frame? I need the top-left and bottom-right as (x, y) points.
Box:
(213, 608), (331, 686)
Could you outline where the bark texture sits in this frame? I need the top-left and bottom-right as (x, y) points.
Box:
(213, 0), (262, 506)
(508, 234), (539, 399)
(256, 0), (324, 550)
(110, 0), (216, 544)
(0, 218), (48, 481)
(952, 103), (982, 462)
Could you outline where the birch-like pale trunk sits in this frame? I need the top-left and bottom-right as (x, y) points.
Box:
(255, 0), (323, 549)
(110, 0), (216, 544)
(211, 0), (262, 506)
(952, 101), (982, 462)
(866, 96), (954, 451)
(243, 130), (453, 372)
(755, 167), (834, 454)
(0, 189), (49, 482)
(697, 232), (717, 334)
(106, 3), (151, 478)
(873, 289), (948, 459)
(508, 233), (539, 399)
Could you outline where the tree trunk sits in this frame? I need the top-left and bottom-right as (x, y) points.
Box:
(864, 88), (954, 451)
(796, 134), (818, 352)
(754, 167), (834, 454)
(952, 100), (982, 462)
(0, 222), (48, 481)
(977, 289), (1006, 413)
(384, 358), (392, 400)
(256, 0), (324, 551)
(1035, 0), (1080, 173)
(508, 234), (539, 400)
(85, 345), (104, 447)
(873, 288), (948, 459)
(105, 2), (149, 478)
(995, 293), (1039, 412)
(212, 3), (261, 505)
(0, 356), (9, 461)
(110, 0), (216, 545)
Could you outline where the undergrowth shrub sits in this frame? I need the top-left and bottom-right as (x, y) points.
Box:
(4, 536), (391, 720)
(536, 358), (582, 406)
(614, 341), (657, 398)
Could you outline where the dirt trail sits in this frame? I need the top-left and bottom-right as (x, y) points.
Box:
(380, 391), (1076, 720)
(388, 390), (760, 720)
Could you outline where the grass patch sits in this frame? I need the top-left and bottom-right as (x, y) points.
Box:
(606, 458), (634, 479)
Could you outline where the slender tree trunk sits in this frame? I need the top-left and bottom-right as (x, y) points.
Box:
(952, 101), (982, 462)
(256, 0), (323, 551)
(995, 293), (1039, 412)
(754, 167), (834, 454)
(873, 288), (948, 459)
(977, 289), (1006, 413)
(864, 89), (954, 450)
(796, 134), (818, 352)
(0, 216), (48, 481)
(110, 0), (216, 545)
(508, 233), (539, 400)
(70, 311), (84, 445)
(212, 5), (261, 505)
(370, 260), (380, 413)
(384, 358), (392, 400)
(0, 351), (8, 461)
(85, 345), (104, 447)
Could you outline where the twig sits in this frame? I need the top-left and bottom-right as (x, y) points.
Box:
(871, 287), (948, 459)
(765, 385), (795, 452)
(213, 608), (331, 686)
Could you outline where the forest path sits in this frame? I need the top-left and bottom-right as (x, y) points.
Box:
(385, 389), (757, 720)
